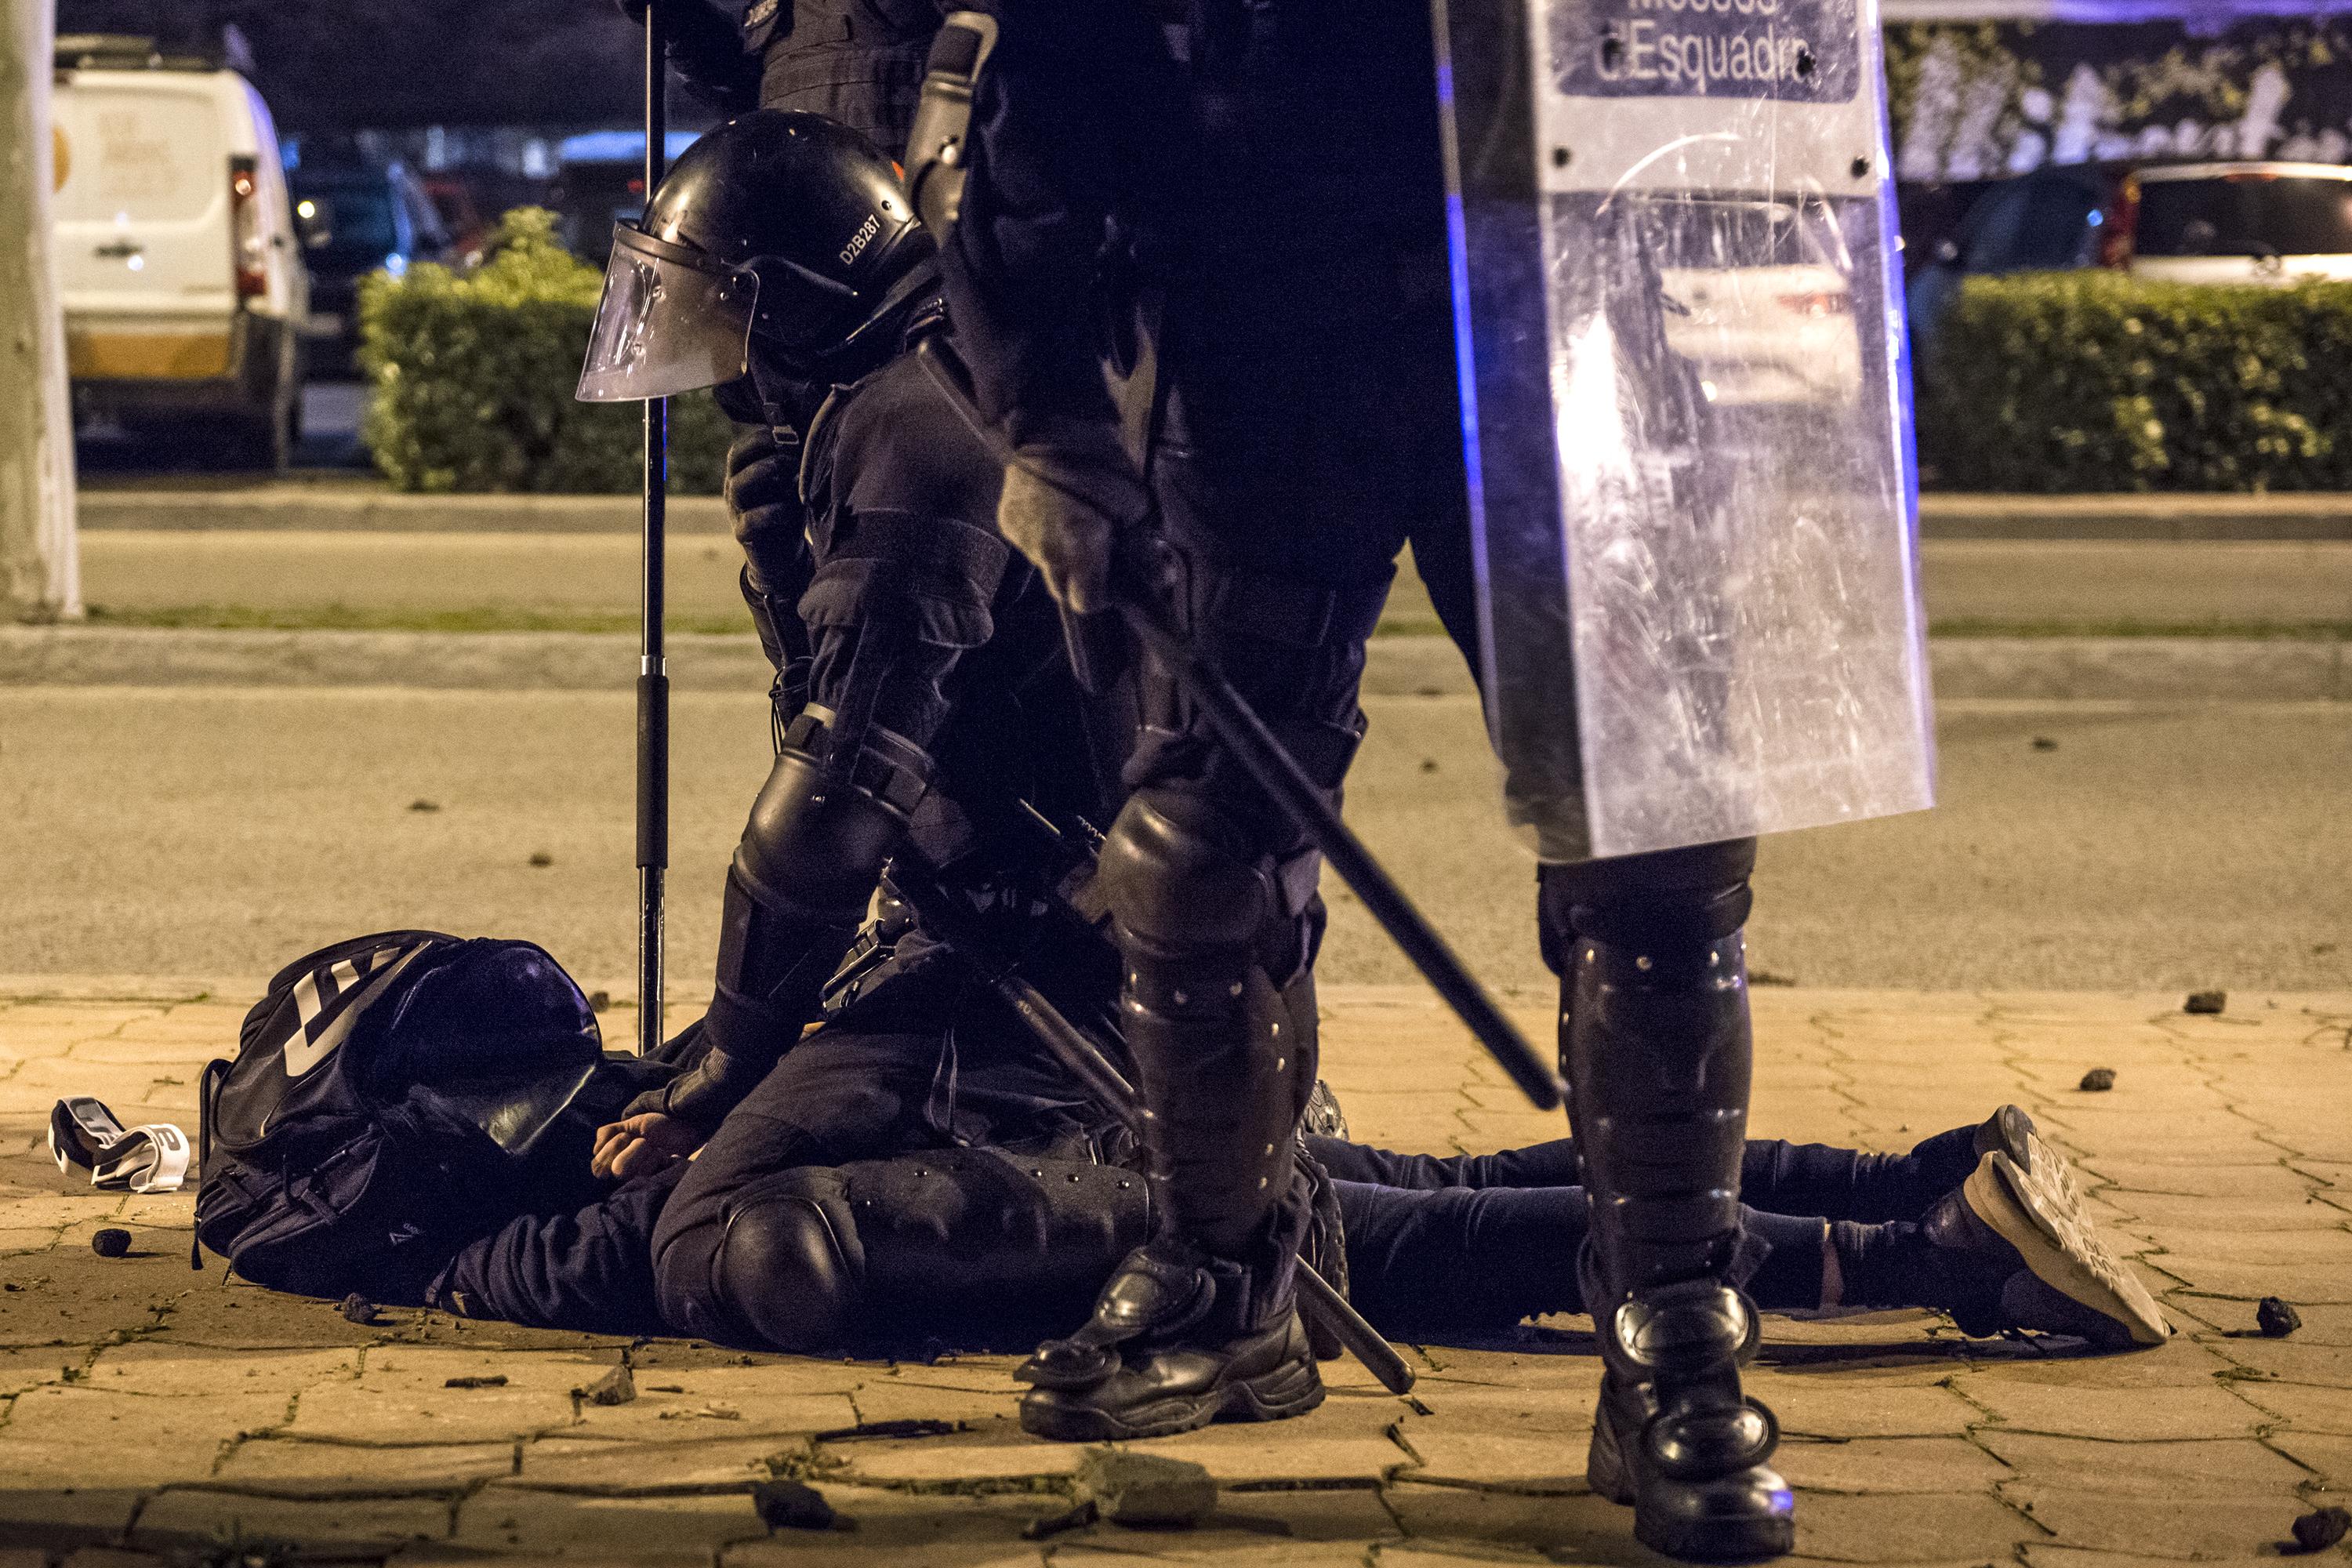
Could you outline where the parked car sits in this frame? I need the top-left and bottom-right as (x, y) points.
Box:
(51, 33), (308, 467)
(419, 173), (492, 265)
(1655, 197), (1864, 407)
(2122, 162), (2352, 284)
(551, 130), (702, 265)
(1902, 165), (2118, 359)
(292, 162), (449, 376)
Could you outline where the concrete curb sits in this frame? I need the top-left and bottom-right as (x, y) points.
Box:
(3, 626), (2343, 701)
(1923, 493), (2352, 541)
(77, 486), (2352, 540)
(79, 487), (735, 535)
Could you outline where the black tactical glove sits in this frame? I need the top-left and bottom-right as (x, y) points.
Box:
(724, 425), (803, 552)
(996, 429), (1149, 615)
(624, 1039), (776, 1134)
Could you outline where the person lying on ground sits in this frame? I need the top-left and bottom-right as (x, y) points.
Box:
(416, 924), (2166, 1357)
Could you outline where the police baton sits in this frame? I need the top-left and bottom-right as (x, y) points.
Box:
(636, 10), (672, 1057)
(913, 335), (1565, 1113)
(880, 849), (1417, 1398)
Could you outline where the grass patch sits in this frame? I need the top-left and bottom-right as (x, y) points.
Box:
(1929, 617), (2352, 641)
(67, 605), (2352, 642)
(81, 604), (756, 637)
(1371, 614), (1448, 638)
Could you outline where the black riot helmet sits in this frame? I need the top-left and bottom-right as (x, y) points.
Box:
(577, 111), (935, 402)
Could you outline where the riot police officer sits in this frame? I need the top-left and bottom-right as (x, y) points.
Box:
(616, 0), (953, 157)
(921, 0), (1802, 1558)
(577, 111), (1100, 1149)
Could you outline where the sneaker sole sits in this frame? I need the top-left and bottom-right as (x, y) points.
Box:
(1965, 1150), (2169, 1347)
(1985, 1105), (2092, 1220)
(1018, 1355), (1326, 1443)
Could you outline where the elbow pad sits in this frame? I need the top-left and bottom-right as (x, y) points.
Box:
(904, 12), (1000, 241)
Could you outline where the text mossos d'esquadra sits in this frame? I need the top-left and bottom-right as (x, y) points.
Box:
(1595, 0), (1818, 95)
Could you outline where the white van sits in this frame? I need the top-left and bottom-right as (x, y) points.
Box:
(52, 35), (308, 466)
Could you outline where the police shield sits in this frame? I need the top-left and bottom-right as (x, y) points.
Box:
(1430, 0), (1934, 864)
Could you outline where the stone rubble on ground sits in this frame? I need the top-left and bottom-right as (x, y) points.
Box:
(0, 982), (2348, 1564)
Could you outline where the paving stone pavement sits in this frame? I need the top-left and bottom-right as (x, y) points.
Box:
(1, 980), (2349, 1566)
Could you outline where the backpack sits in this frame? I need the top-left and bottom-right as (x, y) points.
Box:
(193, 930), (617, 1299)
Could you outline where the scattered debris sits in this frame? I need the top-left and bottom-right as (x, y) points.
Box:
(2258, 1298), (2303, 1338)
(187, 1533), (302, 1568)
(1419, 758), (1439, 773)
(587, 989), (612, 1013)
(338, 1294), (378, 1326)
(2078, 1068), (2116, 1092)
(2290, 1505), (2350, 1554)
(1751, 971), (1798, 988)
(1022, 1500), (1099, 1541)
(659, 1403), (742, 1421)
(751, 1479), (837, 1532)
(445, 1374), (509, 1389)
(528, 851), (554, 868)
(2031, 736), (2059, 751)
(575, 1365), (637, 1406)
(89, 1229), (131, 1258)
(408, 799), (441, 813)
(644, 1383), (684, 1393)
(1384, 1419), (1426, 1467)
(2184, 990), (2227, 1015)
(1074, 1448), (1217, 1529)
(812, 1418), (963, 1443)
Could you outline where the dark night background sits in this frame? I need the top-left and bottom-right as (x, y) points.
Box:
(53, 1), (646, 129)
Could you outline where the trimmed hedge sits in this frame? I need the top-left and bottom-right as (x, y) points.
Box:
(1918, 271), (2352, 492)
(358, 209), (731, 494)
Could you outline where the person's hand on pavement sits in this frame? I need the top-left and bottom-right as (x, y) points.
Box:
(591, 1112), (702, 1179)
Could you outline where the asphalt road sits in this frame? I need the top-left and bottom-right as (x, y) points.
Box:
(2, 688), (2343, 996)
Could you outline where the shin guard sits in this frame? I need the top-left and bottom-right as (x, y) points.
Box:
(1566, 931), (1793, 1562)
(648, 741), (914, 1129)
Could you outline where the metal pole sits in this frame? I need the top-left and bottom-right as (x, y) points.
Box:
(1, 0), (78, 622)
(637, 13), (670, 1056)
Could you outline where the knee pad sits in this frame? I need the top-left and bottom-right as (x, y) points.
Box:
(1541, 838), (1758, 953)
(709, 1168), (863, 1355)
(1098, 789), (1279, 956)
(710, 1156), (1147, 1356)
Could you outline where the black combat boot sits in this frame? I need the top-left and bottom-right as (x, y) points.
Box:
(1015, 945), (1323, 1440)
(1567, 931), (1795, 1563)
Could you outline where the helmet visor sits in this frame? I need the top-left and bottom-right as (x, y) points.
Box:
(575, 226), (760, 402)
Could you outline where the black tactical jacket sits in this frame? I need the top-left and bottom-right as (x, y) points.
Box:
(658, 0), (956, 156)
